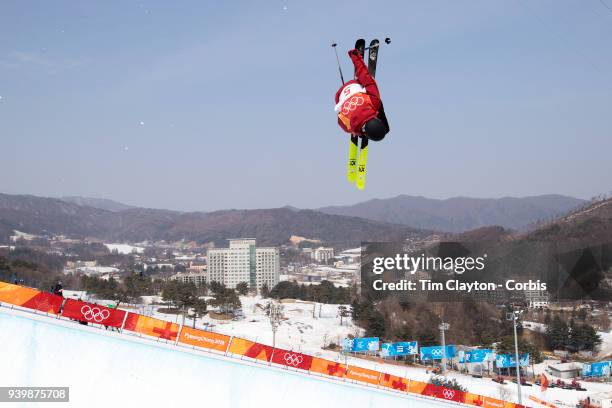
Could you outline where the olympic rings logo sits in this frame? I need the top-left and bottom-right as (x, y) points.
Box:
(431, 349), (443, 356)
(81, 305), (110, 323)
(283, 353), (304, 367)
(341, 95), (364, 115)
(442, 389), (455, 399)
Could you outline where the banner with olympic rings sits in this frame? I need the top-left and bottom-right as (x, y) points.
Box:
(435, 386), (466, 403)
(271, 348), (313, 371)
(61, 299), (126, 327)
(0, 281), (63, 314)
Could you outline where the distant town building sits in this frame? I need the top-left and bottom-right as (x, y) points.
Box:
(170, 271), (208, 286)
(207, 239), (279, 292)
(524, 289), (549, 309)
(312, 247), (334, 263)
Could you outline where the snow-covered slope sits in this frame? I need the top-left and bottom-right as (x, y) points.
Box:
(0, 308), (453, 408)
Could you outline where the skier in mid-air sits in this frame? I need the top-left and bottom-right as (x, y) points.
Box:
(335, 48), (389, 141)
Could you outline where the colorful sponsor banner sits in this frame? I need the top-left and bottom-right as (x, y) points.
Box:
(465, 392), (485, 406)
(435, 386), (466, 403)
(582, 361), (611, 377)
(459, 349), (494, 363)
(495, 353), (529, 368)
(346, 365), (380, 385)
(271, 348), (313, 371)
(342, 337), (379, 352)
(482, 396), (506, 408)
(381, 341), (418, 357)
(310, 358), (347, 378)
(178, 327), (230, 352)
(0, 282), (63, 314)
(407, 379), (428, 395)
(61, 299), (126, 327)
(123, 313), (179, 341)
(227, 337), (273, 362)
(379, 373), (408, 392)
(420, 345), (456, 361)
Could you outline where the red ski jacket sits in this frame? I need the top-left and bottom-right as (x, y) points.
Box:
(335, 50), (382, 135)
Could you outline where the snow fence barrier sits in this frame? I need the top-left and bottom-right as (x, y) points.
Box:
(0, 281), (527, 408)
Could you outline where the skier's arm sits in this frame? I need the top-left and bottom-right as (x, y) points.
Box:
(348, 50), (381, 108)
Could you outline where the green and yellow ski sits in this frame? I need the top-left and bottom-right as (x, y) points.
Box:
(345, 38), (385, 190)
(356, 137), (368, 190)
(347, 135), (359, 183)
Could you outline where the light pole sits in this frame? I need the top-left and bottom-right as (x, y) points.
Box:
(439, 322), (450, 375)
(507, 309), (523, 406)
(269, 302), (282, 349)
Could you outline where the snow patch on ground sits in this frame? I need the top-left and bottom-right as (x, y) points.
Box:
(104, 243), (144, 254)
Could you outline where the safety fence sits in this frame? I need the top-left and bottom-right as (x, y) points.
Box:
(0, 281), (527, 408)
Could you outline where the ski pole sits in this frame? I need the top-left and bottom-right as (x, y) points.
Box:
(331, 42), (345, 85)
(363, 37), (392, 51)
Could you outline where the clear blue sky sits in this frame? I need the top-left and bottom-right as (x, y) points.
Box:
(1, 0), (611, 211)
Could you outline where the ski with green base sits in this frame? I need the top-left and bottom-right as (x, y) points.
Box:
(355, 137), (368, 190)
(346, 39), (366, 185)
(345, 38), (384, 190)
(355, 39), (379, 190)
(347, 135), (359, 183)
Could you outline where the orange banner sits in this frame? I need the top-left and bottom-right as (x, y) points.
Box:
(346, 365), (380, 385)
(0, 281), (63, 314)
(123, 313), (179, 341)
(465, 392), (485, 406)
(408, 379), (428, 395)
(310, 358), (347, 378)
(227, 337), (273, 362)
(483, 397), (506, 408)
(379, 373), (408, 392)
(178, 326), (230, 352)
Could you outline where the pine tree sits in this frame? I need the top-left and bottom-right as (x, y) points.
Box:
(236, 281), (249, 296)
(545, 316), (570, 350)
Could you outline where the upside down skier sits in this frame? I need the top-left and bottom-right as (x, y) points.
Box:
(335, 49), (389, 141)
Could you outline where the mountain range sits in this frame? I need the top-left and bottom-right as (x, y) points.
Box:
(0, 193), (599, 248)
(318, 194), (585, 232)
(0, 194), (424, 247)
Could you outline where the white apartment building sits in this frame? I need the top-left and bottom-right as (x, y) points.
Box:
(207, 239), (279, 292)
(524, 289), (549, 309)
(313, 247), (335, 263)
(169, 271), (208, 287)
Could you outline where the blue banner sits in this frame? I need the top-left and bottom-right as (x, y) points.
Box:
(582, 361), (611, 377)
(459, 349), (494, 363)
(342, 337), (379, 352)
(495, 353), (529, 368)
(381, 341), (418, 357)
(420, 345), (456, 361)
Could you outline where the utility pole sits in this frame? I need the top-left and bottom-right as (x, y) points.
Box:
(269, 302), (282, 349)
(439, 322), (450, 375)
(507, 309), (523, 406)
